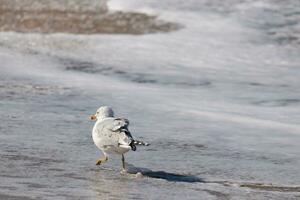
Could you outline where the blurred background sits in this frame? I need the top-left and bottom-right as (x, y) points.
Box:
(0, 0), (300, 199)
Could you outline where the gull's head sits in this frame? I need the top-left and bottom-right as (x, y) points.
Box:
(90, 106), (114, 121)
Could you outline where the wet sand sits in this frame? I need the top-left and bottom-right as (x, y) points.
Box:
(0, 58), (299, 199)
(0, 6), (180, 34)
(0, 0), (300, 199)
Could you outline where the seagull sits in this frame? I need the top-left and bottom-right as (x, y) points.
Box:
(90, 106), (149, 171)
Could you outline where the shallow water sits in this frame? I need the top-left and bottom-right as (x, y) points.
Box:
(1, 0), (300, 199)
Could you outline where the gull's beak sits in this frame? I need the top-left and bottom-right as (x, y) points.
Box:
(90, 114), (97, 121)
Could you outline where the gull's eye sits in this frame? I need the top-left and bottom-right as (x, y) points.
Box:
(96, 112), (99, 114)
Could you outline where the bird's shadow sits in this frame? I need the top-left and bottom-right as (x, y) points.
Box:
(126, 164), (205, 183)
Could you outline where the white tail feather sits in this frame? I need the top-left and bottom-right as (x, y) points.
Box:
(133, 140), (150, 146)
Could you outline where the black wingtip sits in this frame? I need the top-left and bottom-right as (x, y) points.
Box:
(130, 141), (136, 151)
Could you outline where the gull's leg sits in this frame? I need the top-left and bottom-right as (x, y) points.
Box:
(96, 154), (108, 165)
(121, 154), (126, 171)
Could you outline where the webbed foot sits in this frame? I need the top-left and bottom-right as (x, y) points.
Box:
(95, 156), (108, 165)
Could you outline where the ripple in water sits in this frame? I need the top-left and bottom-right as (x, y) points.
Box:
(60, 57), (211, 88)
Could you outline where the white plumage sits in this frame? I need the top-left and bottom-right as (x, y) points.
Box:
(90, 106), (148, 170)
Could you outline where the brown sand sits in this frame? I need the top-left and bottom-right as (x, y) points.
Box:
(240, 183), (300, 192)
(0, 8), (180, 34)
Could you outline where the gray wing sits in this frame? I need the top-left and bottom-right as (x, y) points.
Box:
(111, 118), (134, 147)
(96, 118), (134, 148)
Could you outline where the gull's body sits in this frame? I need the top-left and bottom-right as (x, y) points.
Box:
(92, 117), (134, 155)
(90, 106), (147, 170)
